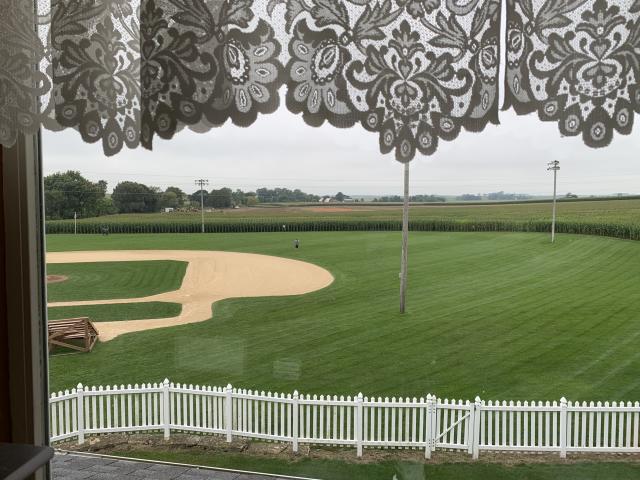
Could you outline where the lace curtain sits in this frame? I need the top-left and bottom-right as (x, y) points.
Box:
(0, 0), (638, 161)
(505, 0), (640, 148)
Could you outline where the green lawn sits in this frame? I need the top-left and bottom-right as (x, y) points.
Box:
(48, 302), (181, 322)
(110, 450), (640, 480)
(47, 232), (640, 404)
(47, 260), (187, 302)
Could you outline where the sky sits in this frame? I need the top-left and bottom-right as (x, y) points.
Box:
(41, 105), (640, 198)
(42, 107), (640, 197)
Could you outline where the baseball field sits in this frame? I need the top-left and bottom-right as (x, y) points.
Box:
(45, 197), (640, 478)
(48, 231), (640, 401)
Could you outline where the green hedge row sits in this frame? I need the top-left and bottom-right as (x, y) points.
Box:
(45, 220), (640, 241)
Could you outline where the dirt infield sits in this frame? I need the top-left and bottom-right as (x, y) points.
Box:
(47, 250), (334, 341)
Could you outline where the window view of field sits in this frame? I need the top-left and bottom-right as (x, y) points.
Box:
(10, 0), (640, 475)
(44, 167), (640, 479)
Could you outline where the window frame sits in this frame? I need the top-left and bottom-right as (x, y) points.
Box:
(1, 131), (50, 480)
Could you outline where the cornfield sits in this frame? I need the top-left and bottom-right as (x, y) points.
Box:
(45, 199), (640, 240)
(45, 219), (640, 241)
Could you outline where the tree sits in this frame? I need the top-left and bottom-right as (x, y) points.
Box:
(190, 189), (210, 208)
(96, 196), (117, 216)
(457, 194), (482, 201)
(44, 171), (107, 220)
(112, 181), (159, 213)
(165, 186), (186, 207)
(256, 187), (319, 203)
(231, 189), (246, 206)
(209, 187), (233, 208)
(245, 193), (258, 206)
(335, 192), (346, 202)
(159, 191), (179, 210)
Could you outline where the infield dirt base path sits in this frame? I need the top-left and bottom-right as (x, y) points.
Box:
(47, 250), (334, 341)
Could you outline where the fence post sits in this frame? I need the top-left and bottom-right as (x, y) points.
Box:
(76, 383), (85, 445)
(425, 394), (433, 459)
(162, 379), (170, 440)
(356, 393), (363, 457)
(467, 399), (475, 456)
(472, 397), (481, 460)
(560, 397), (567, 458)
(292, 390), (299, 453)
(225, 384), (233, 443)
(431, 395), (439, 455)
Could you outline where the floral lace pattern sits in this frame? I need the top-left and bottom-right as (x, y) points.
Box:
(280, 0), (501, 161)
(51, 0), (142, 155)
(0, 0), (500, 161)
(0, 0), (50, 146)
(505, 0), (640, 148)
(4, 1), (640, 159)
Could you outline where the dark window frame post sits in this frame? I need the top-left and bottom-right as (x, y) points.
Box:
(1, 131), (50, 479)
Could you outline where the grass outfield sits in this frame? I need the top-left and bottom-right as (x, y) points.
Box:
(47, 260), (187, 302)
(48, 302), (182, 322)
(47, 232), (640, 403)
(109, 450), (640, 479)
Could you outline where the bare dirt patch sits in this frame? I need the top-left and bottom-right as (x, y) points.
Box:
(56, 433), (640, 466)
(47, 250), (334, 342)
(306, 207), (360, 213)
(47, 274), (69, 284)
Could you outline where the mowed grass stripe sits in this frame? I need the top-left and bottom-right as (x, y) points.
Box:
(48, 302), (182, 322)
(110, 449), (640, 480)
(47, 232), (640, 402)
(47, 260), (187, 302)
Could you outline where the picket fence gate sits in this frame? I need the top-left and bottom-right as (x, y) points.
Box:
(49, 380), (640, 458)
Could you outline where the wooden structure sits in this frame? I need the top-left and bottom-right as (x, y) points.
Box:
(48, 317), (98, 353)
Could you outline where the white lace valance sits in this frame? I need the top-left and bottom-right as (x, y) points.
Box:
(505, 0), (640, 148)
(1, 0), (639, 161)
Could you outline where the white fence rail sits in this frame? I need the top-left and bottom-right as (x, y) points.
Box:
(49, 380), (640, 458)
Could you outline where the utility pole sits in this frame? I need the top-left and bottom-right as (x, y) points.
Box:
(547, 160), (560, 243)
(400, 162), (410, 314)
(195, 178), (209, 233)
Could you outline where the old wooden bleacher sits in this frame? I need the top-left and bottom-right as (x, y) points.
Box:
(48, 317), (98, 353)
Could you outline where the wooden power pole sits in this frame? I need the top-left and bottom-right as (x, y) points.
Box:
(195, 178), (209, 233)
(547, 161), (560, 243)
(400, 162), (410, 314)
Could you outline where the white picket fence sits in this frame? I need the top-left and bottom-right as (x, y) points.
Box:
(49, 380), (640, 458)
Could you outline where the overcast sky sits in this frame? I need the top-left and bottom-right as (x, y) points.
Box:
(42, 107), (640, 197)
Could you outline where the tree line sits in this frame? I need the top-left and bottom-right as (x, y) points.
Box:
(43, 172), (325, 220)
(372, 195), (446, 203)
(456, 192), (533, 201)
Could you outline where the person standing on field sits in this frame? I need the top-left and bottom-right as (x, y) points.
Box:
(294, 239), (300, 249)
